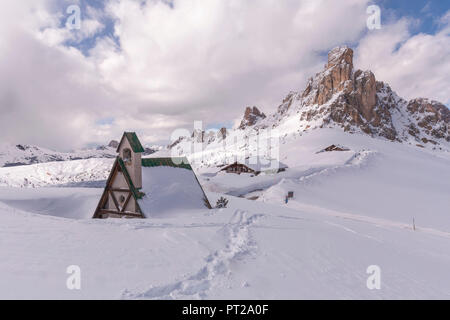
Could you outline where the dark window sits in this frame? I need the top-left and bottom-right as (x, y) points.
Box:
(123, 148), (132, 164)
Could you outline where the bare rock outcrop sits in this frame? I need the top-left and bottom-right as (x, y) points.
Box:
(218, 127), (227, 140)
(302, 46), (354, 106)
(406, 98), (449, 142)
(239, 106), (266, 129)
(108, 140), (119, 148)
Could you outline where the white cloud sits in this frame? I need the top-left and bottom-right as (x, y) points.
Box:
(355, 12), (450, 104)
(88, 0), (370, 144)
(3, 0), (447, 150)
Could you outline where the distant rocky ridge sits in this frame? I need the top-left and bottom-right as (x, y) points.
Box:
(108, 140), (120, 149)
(0, 140), (160, 168)
(0, 144), (117, 168)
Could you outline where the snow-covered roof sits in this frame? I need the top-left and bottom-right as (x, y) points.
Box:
(221, 157), (288, 172)
(142, 157), (192, 170)
(138, 165), (210, 216)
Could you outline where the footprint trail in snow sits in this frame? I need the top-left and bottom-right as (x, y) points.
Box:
(122, 210), (263, 299)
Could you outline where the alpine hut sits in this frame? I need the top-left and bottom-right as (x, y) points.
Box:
(93, 132), (211, 219)
(220, 157), (288, 175)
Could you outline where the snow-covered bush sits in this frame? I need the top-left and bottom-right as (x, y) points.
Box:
(215, 197), (229, 208)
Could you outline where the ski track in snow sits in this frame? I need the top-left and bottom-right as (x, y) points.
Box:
(260, 148), (450, 239)
(121, 210), (263, 300)
(292, 203), (450, 240)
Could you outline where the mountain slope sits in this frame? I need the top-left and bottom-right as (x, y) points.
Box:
(0, 158), (113, 188)
(167, 46), (449, 167)
(0, 143), (117, 168)
(0, 142), (160, 168)
(257, 46), (449, 146)
(0, 173), (449, 299)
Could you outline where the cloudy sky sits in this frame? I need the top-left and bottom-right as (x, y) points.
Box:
(0, 0), (448, 150)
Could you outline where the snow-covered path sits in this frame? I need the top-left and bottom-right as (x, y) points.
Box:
(123, 210), (262, 299)
(1, 190), (449, 299)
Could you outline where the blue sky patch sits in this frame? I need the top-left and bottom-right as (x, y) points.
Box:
(96, 117), (115, 126)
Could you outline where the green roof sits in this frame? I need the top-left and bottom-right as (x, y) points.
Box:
(141, 157), (193, 170)
(117, 132), (145, 153)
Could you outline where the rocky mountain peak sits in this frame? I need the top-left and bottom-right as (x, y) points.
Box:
(275, 46), (449, 146)
(302, 46), (354, 106)
(239, 106), (266, 129)
(108, 140), (119, 148)
(170, 46), (448, 154)
(327, 46), (353, 69)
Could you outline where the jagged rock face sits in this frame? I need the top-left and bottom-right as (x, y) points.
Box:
(191, 129), (206, 143)
(108, 140), (119, 148)
(190, 129), (219, 144)
(303, 47), (354, 106)
(294, 46), (449, 145)
(352, 70), (377, 121)
(218, 127), (227, 140)
(174, 45), (448, 153)
(239, 106), (266, 129)
(204, 131), (216, 144)
(168, 136), (184, 149)
(406, 99), (450, 142)
(331, 70), (397, 140)
(277, 91), (299, 117)
(299, 51), (398, 141)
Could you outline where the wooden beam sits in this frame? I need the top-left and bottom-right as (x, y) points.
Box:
(109, 190), (121, 211)
(99, 210), (143, 218)
(121, 192), (132, 213)
(110, 188), (131, 192)
(93, 161), (119, 218)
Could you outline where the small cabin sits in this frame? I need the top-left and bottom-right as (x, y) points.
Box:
(93, 132), (211, 219)
(316, 144), (350, 153)
(220, 157), (287, 175)
(221, 162), (257, 174)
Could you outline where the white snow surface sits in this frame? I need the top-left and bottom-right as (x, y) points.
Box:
(0, 158), (113, 188)
(138, 166), (208, 217)
(0, 129), (449, 299)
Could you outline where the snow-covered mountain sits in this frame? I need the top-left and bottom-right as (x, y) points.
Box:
(0, 143), (116, 168)
(0, 141), (160, 168)
(271, 46), (449, 146)
(168, 46), (449, 165)
(0, 158), (113, 188)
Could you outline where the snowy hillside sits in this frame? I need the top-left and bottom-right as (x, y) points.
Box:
(0, 143), (117, 168)
(0, 158), (113, 188)
(0, 142), (161, 168)
(0, 126), (449, 298)
(0, 174), (449, 299)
